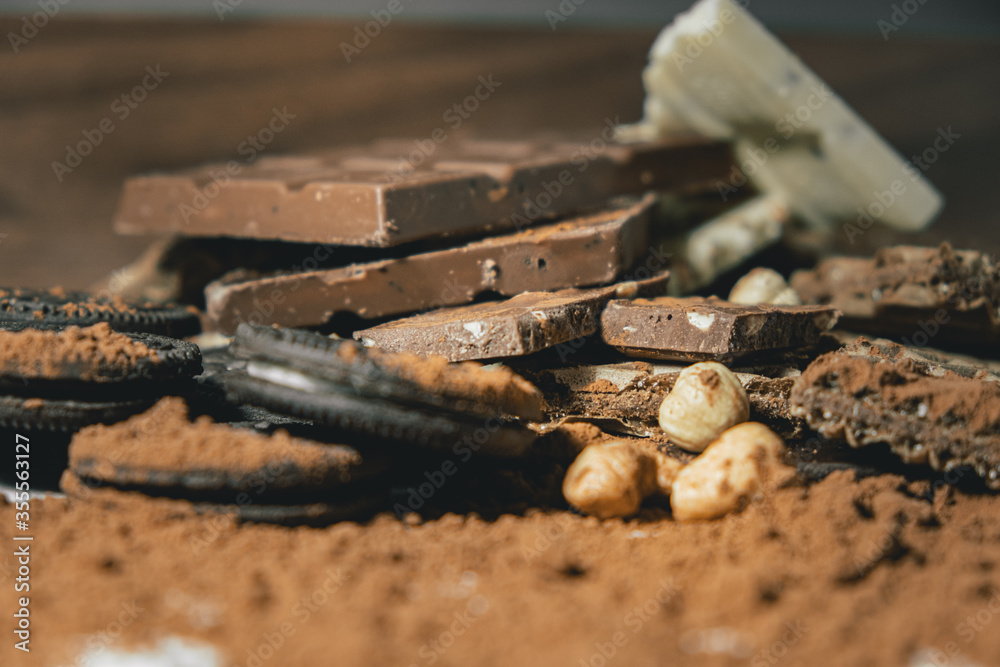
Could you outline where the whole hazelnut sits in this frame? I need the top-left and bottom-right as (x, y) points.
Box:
(658, 361), (749, 453)
(562, 441), (655, 519)
(728, 267), (801, 306)
(670, 422), (789, 521)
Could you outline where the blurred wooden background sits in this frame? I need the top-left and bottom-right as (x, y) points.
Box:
(0, 17), (998, 288)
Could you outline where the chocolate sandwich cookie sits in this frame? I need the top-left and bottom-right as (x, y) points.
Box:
(599, 296), (839, 362)
(68, 397), (388, 509)
(790, 339), (1000, 489)
(225, 324), (541, 457)
(0, 323), (202, 430)
(61, 471), (385, 527)
(0, 287), (201, 337)
(115, 135), (732, 246)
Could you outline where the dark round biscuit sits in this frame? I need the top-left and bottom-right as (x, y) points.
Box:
(0, 327), (202, 396)
(60, 471), (385, 527)
(0, 395), (157, 431)
(225, 366), (536, 457)
(0, 288), (201, 337)
(229, 323), (543, 421)
(68, 397), (390, 498)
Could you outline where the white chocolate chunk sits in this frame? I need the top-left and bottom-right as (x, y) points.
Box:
(618, 0), (943, 232)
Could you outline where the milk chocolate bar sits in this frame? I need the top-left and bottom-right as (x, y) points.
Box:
(205, 195), (655, 334)
(599, 296), (838, 362)
(355, 277), (668, 362)
(790, 339), (1000, 489)
(114, 136), (731, 246)
(791, 244), (1000, 346)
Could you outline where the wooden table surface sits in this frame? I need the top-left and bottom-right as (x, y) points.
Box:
(1, 17), (997, 289)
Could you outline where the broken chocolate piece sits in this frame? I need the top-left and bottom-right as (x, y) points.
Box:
(791, 244), (1000, 347)
(114, 136), (732, 246)
(599, 296), (838, 362)
(355, 277), (668, 362)
(521, 359), (804, 439)
(790, 342), (1000, 489)
(205, 195), (656, 333)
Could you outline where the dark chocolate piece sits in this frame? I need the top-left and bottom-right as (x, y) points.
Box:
(0, 288), (201, 337)
(791, 243), (1000, 347)
(790, 341), (1000, 489)
(114, 136), (732, 246)
(354, 277), (668, 362)
(205, 194), (657, 333)
(599, 296), (838, 362)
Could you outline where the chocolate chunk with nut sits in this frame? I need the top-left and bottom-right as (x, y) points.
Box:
(355, 277), (667, 362)
(599, 296), (838, 362)
(791, 243), (1000, 347)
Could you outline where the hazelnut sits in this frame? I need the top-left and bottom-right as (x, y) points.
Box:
(670, 422), (790, 521)
(562, 441), (681, 519)
(728, 267), (801, 306)
(658, 362), (749, 453)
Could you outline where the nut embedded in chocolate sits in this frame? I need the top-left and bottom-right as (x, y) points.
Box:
(599, 296), (838, 362)
(354, 277), (668, 362)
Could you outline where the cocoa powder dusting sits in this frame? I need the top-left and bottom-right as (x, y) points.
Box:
(0, 322), (158, 381)
(3, 471), (1000, 666)
(354, 342), (542, 419)
(69, 397), (362, 481)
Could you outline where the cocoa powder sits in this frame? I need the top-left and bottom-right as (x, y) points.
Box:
(3, 470), (999, 666)
(0, 322), (158, 381)
(69, 397), (365, 482)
